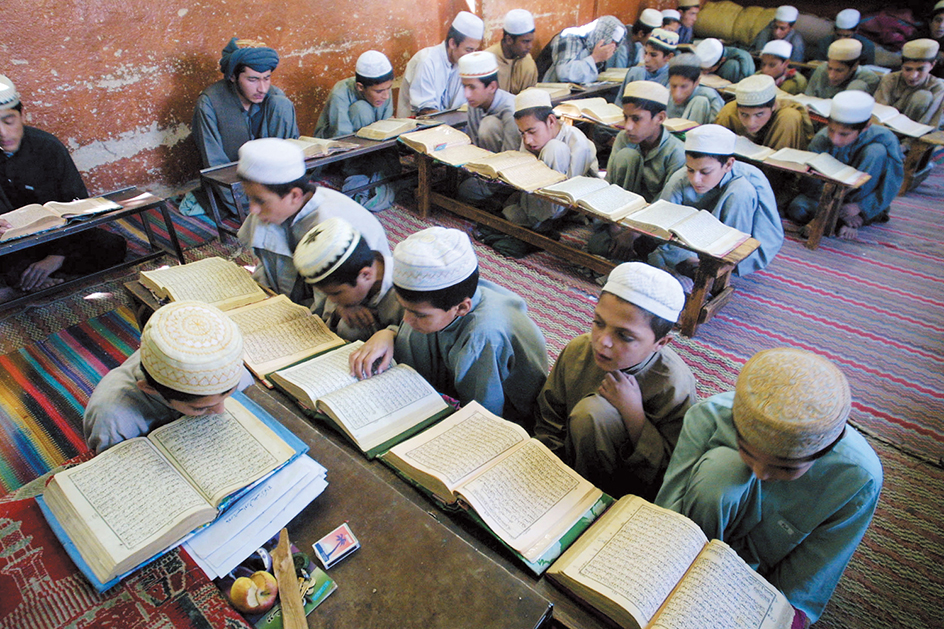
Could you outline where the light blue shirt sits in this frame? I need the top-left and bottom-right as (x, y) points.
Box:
(313, 77), (392, 138)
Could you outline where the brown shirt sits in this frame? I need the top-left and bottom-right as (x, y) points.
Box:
(485, 42), (538, 95)
(715, 98), (814, 150)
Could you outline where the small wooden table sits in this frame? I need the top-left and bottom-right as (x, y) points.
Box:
(900, 129), (944, 194)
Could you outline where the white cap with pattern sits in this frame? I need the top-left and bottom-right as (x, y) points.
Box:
(639, 8), (664, 29)
(696, 38), (724, 68)
(735, 74), (777, 107)
(452, 11), (485, 40)
(835, 9), (860, 30)
(515, 87), (552, 112)
(0, 75), (19, 110)
(459, 51), (499, 78)
(775, 5), (799, 22)
(237, 138), (306, 185)
(830, 90), (874, 124)
(356, 51), (393, 78)
(504, 9), (535, 35)
(761, 40), (792, 60)
(602, 262), (685, 322)
(685, 124), (736, 155)
(393, 227), (478, 291)
(294, 217), (362, 284)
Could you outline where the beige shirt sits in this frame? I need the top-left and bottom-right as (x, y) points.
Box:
(485, 43), (538, 95)
(875, 71), (944, 128)
(715, 99), (814, 150)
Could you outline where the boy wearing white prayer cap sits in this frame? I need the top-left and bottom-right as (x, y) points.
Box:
(715, 74), (813, 150)
(236, 138), (392, 306)
(83, 301), (255, 453)
(620, 28), (678, 91)
(661, 9), (681, 33)
(666, 54), (724, 124)
(812, 9), (875, 66)
(751, 5), (805, 63)
(875, 39), (944, 128)
(294, 217), (400, 342)
(695, 37), (755, 84)
(349, 227), (548, 428)
(484, 9), (538, 95)
(459, 52), (520, 152)
(609, 8), (664, 69)
(313, 50), (399, 212)
(534, 262), (696, 499)
(756, 40), (807, 95)
(544, 16), (626, 84)
(397, 11), (485, 116)
(654, 124), (783, 277)
(805, 39), (880, 98)
(676, 0), (701, 45)
(498, 89), (598, 234)
(656, 348), (882, 624)
(926, 2), (944, 80)
(787, 91), (903, 239)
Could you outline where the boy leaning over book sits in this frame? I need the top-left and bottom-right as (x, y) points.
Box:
(83, 301), (254, 453)
(655, 348), (883, 624)
(875, 39), (944, 129)
(293, 217), (401, 342)
(534, 262), (697, 499)
(666, 54), (724, 125)
(787, 91), (904, 239)
(349, 227), (549, 429)
(312, 51), (399, 212)
(653, 125), (783, 279)
(715, 74), (814, 151)
(589, 81), (684, 260)
(236, 137), (391, 306)
(756, 40), (807, 96)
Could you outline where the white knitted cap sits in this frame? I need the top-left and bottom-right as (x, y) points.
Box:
(452, 11), (485, 40)
(623, 80), (670, 106)
(696, 38), (724, 67)
(685, 124), (736, 154)
(829, 38), (862, 62)
(902, 39), (940, 61)
(0, 75), (19, 110)
(515, 87), (552, 112)
(735, 74), (777, 106)
(237, 138), (306, 185)
(602, 262), (685, 322)
(141, 301), (244, 396)
(459, 51), (498, 78)
(830, 90), (874, 124)
(355, 51), (393, 78)
(393, 227), (478, 291)
(294, 217), (362, 284)
(835, 9), (860, 30)
(761, 40), (792, 60)
(775, 5), (799, 22)
(639, 8), (664, 29)
(504, 9), (535, 35)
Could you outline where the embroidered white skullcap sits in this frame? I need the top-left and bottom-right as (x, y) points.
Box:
(685, 124), (736, 154)
(459, 51), (499, 78)
(602, 262), (685, 322)
(649, 28), (679, 52)
(761, 40), (793, 60)
(775, 5), (799, 23)
(662, 9), (681, 22)
(237, 138), (305, 185)
(735, 74), (777, 106)
(393, 227), (478, 291)
(0, 75), (19, 110)
(639, 8), (664, 29)
(141, 301), (244, 396)
(902, 39), (940, 61)
(515, 87), (552, 112)
(678, 0), (701, 8)
(294, 217), (362, 284)
(733, 348), (850, 459)
(355, 51), (393, 78)
(828, 38), (862, 62)
(696, 38), (724, 68)
(830, 90), (873, 124)
(623, 80), (670, 106)
(504, 9), (535, 35)
(452, 11), (485, 40)
(835, 9), (860, 30)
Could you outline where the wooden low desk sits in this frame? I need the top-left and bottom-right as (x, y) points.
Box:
(900, 129), (944, 193)
(0, 187), (184, 312)
(414, 155), (758, 338)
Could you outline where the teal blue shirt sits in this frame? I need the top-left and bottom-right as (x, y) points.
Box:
(313, 77), (392, 138)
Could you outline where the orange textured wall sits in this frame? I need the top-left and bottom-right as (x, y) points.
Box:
(3, 0), (640, 194)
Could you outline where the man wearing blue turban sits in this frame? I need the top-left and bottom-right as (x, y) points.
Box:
(192, 38), (299, 214)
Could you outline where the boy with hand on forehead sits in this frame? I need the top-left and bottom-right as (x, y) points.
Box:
(236, 138), (391, 305)
(313, 51), (399, 213)
(757, 40), (807, 95)
(805, 39), (880, 98)
(83, 301), (253, 453)
(715, 74), (813, 150)
(666, 54), (724, 124)
(484, 9), (538, 95)
(609, 9), (663, 69)
(349, 227), (548, 428)
(751, 5), (805, 63)
(656, 348), (882, 624)
(544, 16), (626, 84)
(619, 28), (679, 91)
(294, 217), (400, 342)
(534, 262), (697, 499)
(397, 11), (485, 117)
(875, 39), (944, 128)
(653, 125), (783, 278)
(787, 91), (903, 239)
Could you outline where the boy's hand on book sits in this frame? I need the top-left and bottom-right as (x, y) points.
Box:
(598, 371), (646, 444)
(349, 329), (395, 380)
(336, 304), (377, 331)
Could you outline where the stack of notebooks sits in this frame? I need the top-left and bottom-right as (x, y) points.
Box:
(37, 392), (321, 591)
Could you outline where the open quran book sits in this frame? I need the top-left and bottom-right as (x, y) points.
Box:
(540, 176), (648, 220)
(556, 97), (625, 125)
(269, 342), (452, 457)
(783, 94), (832, 118)
(399, 125), (473, 154)
(39, 395), (302, 586)
(662, 118), (700, 133)
(534, 82), (574, 98)
(619, 199), (750, 257)
(355, 118), (419, 140)
(699, 74), (732, 90)
(463, 150), (568, 191)
(869, 103), (935, 138)
(598, 68), (631, 83)
(0, 197), (122, 242)
(764, 148), (869, 186)
(139, 257), (268, 311)
(285, 136), (360, 157)
(383, 402), (608, 573)
(547, 495), (798, 629)
(734, 135), (776, 162)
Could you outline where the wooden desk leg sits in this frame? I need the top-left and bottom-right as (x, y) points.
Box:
(805, 181), (844, 251)
(680, 269), (714, 337)
(157, 201), (186, 263)
(416, 156), (431, 219)
(900, 140), (932, 195)
(202, 178), (228, 242)
(233, 181), (248, 222)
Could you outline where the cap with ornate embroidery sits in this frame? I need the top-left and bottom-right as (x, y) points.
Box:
(0, 75), (19, 110)
(648, 28), (679, 53)
(828, 38), (862, 62)
(696, 38), (724, 68)
(452, 11), (485, 40)
(602, 262), (685, 322)
(393, 227), (478, 291)
(775, 5), (799, 23)
(735, 74), (777, 107)
(835, 9), (860, 30)
(622, 80), (670, 106)
(902, 39), (940, 61)
(685, 124), (736, 154)
(459, 51), (499, 78)
(356, 51), (393, 78)
(733, 348), (850, 459)
(830, 90), (874, 124)
(294, 217), (362, 284)
(504, 9), (535, 35)
(761, 40), (792, 60)
(140, 301), (244, 396)
(237, 138), (306, 185)
(515, 87), (552, 112)
(639, 8), (664, 29)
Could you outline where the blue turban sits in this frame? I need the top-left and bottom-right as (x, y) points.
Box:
(219, 37), (280, 80)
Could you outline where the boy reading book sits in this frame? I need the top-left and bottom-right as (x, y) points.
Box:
(756, 40), (807, 95)
(804, 39), (880, 99)
(751, 5), (805, 62)
(83, 301), (254, 453)
(811, 9), (875, 66)
(653, 125), (783, 278)
(655, 348), (883, 623)
(715, 74), (814, 151)
(312, 51), (399, 212)
(0, 74), (127, 293)
(293, 217), (401, 342)
(484, 10), (538, 95)
(349, 227), (548, 429)
(235, 138), (391, 306)
(617, 28), (678, 92)
(875, 38), (944, 128)
(695, 38), (755, 85)
(460, 51), (520, 153)
(666, 54), (724, 124)
(534, 262), (696, 499)
(786, 91), (904, 239)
